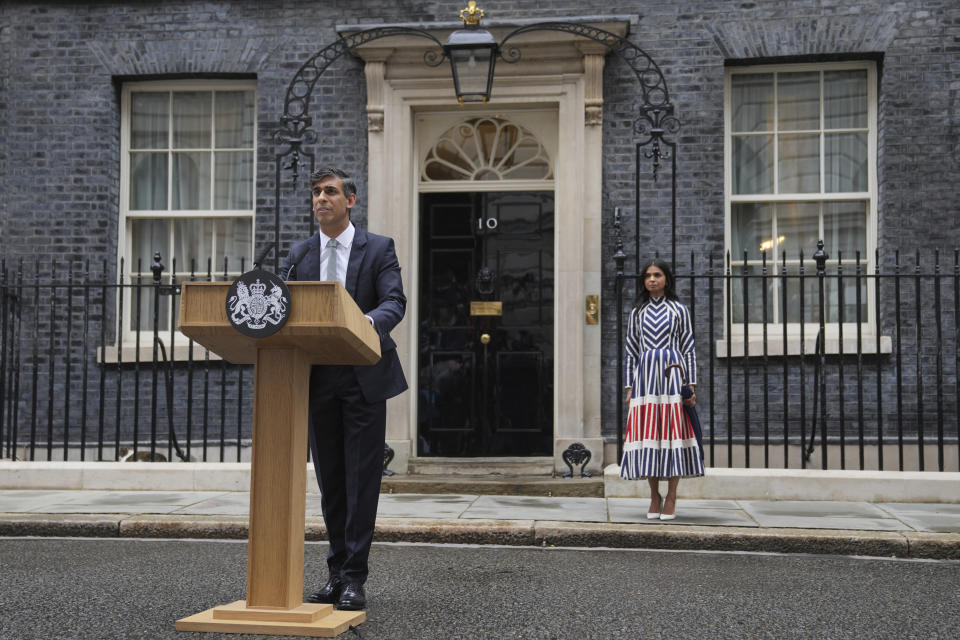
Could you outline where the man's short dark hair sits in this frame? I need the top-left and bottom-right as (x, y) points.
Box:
(310, 167), (357, 199)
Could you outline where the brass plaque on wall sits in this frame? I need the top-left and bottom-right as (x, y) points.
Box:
(470, 301), (503, 316)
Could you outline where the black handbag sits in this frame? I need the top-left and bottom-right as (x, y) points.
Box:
(665, 364), (704, 463)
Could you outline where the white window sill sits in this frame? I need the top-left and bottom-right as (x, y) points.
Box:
(715, 334), (892, 358)
(98, 344), (224, 364)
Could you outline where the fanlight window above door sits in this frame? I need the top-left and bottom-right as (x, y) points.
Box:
(422, 117), (553, 182)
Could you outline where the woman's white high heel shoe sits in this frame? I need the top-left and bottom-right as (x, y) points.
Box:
(660, 498), (677, 520)
(647, 498), (663, 520)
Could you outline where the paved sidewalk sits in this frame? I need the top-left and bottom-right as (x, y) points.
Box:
(1, 489), (958, 559)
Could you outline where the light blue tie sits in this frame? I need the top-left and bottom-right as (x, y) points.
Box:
(325, 238), (339, 282)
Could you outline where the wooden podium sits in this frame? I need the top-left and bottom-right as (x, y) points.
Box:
(174, 281), (380, 637)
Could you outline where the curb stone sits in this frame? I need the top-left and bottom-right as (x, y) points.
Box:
(533, 521), (911, 557)
(119, 514), (249, 539)
(375, 518), (537, 546)
(1, 514), (957, 560)
(0, 514), (122, 538)
(902, 531), (960, 560)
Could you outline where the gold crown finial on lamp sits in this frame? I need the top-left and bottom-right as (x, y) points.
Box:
(445, 1), (497, 104)
(459, 1), (485, 26)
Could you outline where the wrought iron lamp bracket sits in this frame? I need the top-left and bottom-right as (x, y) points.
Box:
(612, 207), (627, 277)
(275, 27), (447, 190)
(496, 22), (681, 181)
(276, 20), (682, 181)
(271, 11), (684, 271)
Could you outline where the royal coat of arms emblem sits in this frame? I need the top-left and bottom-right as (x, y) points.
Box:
(226, 269), (291, 338)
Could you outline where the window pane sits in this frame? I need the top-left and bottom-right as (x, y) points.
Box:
(823, 201), (866, 257)
(502, 136), (551, 180)
(825, 132), (867, 192)
(130, 218), (169, 273)
(217, 217), (252, 272)
(131, 92), (169, 150)
(731, 74), (773, 132)
(476, 120), (498, 164)
(732, 135), (774, 194)
(776, 202), (819, 259)
(129, 153), (168, 210)
(827, 274), (868, 324)
(731, 266), (774, 324)
(214, 151), (253, 209)
(731, 203), (774, 259)
(215, 91), (255, 148)
(172, 92), (211, 149)
(778, 133), (819, 193)
(173, 218), (214, 273)
(450, 48), (493, 97)
(777, 72), (819, 131)
(172, 152), (211, 210)
(781, 264), (819, 323)
(824, 70), (867, 129)
(130, 278), (171, 333)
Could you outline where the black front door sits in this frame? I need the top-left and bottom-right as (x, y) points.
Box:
(418, 192), (554, 457)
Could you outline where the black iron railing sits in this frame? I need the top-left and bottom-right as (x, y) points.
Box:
(614, 237), (960, 472)
(2, 242), (958, 470)
(0, 255), (251, 463)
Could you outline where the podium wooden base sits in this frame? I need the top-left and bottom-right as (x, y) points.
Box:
(175, 282), (379, 639)
(175, 600), (365, 637)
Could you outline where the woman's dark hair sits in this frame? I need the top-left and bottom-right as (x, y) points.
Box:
(637, 258), (679, 305)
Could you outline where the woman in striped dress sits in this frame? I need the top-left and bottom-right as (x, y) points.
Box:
(621, 259), (704, 520)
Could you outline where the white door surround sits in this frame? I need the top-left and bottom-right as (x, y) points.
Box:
(348, 19), (630, 474)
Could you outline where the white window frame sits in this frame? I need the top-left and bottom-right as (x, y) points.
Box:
(722, 61), (887, 356)
(113, 79), (257, 358)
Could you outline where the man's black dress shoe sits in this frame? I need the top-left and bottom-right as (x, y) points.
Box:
(335, 583), (366, 610)
(306, 576), (344, 604)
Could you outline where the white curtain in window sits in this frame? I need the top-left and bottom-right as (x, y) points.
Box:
(214, 92), (254, 209)
(128, 218), (169, 332)
(731, 70), (867, 196)
(130, 153), (167, 210)
(172, 152), (210, 210)
(214, 152), (252, 209)
(731, 73), (773, 132)
(125, 86), (255, 337)
(173, 218), (214, 273)
(825, 132), (867, 192)
(171, 92), (212, 210)
(130, 92), (169, 210)
(130, 219), (168, 272)
(777, 202), (820, 258)
(131, 93), (168, 149)
(731, 203), (773, 258)
(823, 202), (866, 257)
(824, 69), (868, 192)
(217, 217), (253, 271)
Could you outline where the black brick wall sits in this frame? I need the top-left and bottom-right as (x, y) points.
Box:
(0, 1), (957, 460)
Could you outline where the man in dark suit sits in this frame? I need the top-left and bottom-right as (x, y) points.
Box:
(283, 167), (407, 611)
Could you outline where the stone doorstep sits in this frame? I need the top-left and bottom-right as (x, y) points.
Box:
(406, 456), (556, 476)
(1, 514), (957, 560)
(381, 474), (603, 497)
